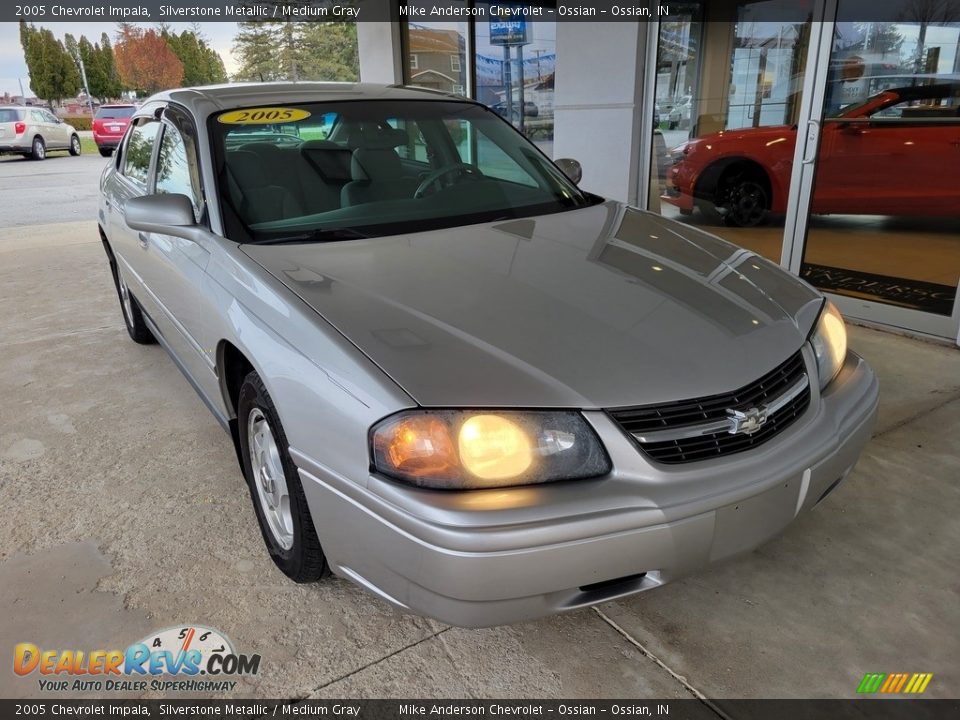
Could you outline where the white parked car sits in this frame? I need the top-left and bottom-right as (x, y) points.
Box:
(0, 106), (82, 160)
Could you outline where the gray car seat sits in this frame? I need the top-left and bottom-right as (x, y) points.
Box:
(341, 127), (419, 206)
(227, 149), (303, 223)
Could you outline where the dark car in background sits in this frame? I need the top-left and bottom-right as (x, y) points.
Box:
(491, 100), (539, 120)
(93, 104), (136, 157)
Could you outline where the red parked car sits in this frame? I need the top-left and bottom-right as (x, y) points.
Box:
(662, 83), (960, 226)
(92, 104), (136, 157)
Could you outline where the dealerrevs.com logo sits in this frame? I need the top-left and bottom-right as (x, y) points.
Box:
(13, 625), (260, 693)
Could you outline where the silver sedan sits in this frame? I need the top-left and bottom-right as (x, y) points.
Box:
(98, 83), (878, 627)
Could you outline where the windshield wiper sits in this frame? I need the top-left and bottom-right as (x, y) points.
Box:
(248, 227), (371, 245)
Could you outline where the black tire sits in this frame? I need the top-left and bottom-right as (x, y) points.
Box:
(69, 134), (81, 156)
(112, 267), (156, 344)
(713, 169), (770, 228)
(237, 371), (329, 583)
(30, 136), (45, 161)
(99, 147), (113, 158)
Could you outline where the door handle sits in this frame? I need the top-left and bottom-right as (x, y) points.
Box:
(138, 232), (149, 249)
(801, 119), (821, 165)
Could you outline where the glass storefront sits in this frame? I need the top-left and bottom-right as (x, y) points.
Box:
(649, 1), (814, 264)
(401, 1), (469, 96)
(646, 0), (959, 337)
(397, 0), (959, 339)
(401, 1), (556, 156)
(801, 10), (960, 318)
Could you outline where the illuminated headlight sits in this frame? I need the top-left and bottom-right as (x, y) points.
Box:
(370, 410), (611, 490)
(810, 300), (848, 390)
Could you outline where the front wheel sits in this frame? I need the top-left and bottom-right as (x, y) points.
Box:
(714, 172), (769, 227)
(69, 135), (81, 156)
(114, 270), (155, 344)
(30, 137), (45, 161)
(238, 371), (329, 583)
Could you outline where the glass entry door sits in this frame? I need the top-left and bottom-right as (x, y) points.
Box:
(645, 0), (960, 343)
(648, 0), (817, 264)
(791, 2), (960, 341)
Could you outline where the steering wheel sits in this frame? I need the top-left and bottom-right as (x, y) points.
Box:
(414, 163), (481, 199)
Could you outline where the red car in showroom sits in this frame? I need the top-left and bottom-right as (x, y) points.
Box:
(92, 104), (136, 157)
(662, 83), (960, 227)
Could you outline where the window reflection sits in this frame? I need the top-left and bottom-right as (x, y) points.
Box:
(474, 5), (556, 157)
(402, 2), (468, 96)
(802, 14), (960, 317)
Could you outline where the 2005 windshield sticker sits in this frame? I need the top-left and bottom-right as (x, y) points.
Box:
(218, 107), (311, 124)
(13, 625), (260, 693)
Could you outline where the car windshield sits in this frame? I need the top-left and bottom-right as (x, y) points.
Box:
(97, 106), (134, 119)
(0, 108), (22, 122)
(210, 99), (597, 243)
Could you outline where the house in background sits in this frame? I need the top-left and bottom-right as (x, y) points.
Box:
(407, 25), (467, 95)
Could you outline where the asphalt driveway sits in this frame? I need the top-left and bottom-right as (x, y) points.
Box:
(0, 156), (957, 705)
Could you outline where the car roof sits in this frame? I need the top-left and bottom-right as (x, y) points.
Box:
(99, 103), (137, 108)
(141, 82), (472, 117)
(886, 82), (960, 100)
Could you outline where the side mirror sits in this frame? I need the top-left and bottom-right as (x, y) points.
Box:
(555, 157), (582, 185)
(124, 194), (201, 241)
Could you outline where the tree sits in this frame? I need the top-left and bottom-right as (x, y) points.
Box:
(232, 21), (280, 81)
(898, 0), (960, 73)
(19, 21), (80, 106)
(97, 34), (124, 100)
(114, 25), (184, 96)
(161, 27), (228, 86)
(232, 20), (359, 82)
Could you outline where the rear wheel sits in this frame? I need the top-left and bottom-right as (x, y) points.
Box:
(238, 372), (329, 583)
(30, 137), (45, 161)
(98, 147), (113, 158)
(69, 135), (81, 156)
(714, 169), (769, 227)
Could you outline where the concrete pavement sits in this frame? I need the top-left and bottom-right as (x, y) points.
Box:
(0, 216), (958, 703)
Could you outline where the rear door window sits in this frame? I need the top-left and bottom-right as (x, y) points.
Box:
(155, 123), (204, 220)
(122, 119), (161, 187)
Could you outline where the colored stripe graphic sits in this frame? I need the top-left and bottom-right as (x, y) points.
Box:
(857, 672), (932, 694)
(857, 673), (886, 693)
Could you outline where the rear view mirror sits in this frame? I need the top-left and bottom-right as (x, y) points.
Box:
(555, 158), (582, 185)
(124, 194), (202, 241)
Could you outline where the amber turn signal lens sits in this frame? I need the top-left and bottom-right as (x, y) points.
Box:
(378, 416), (458, 479)
(458, 415), (533, 480)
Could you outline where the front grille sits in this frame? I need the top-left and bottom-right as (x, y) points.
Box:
(608, 350), (810, 464)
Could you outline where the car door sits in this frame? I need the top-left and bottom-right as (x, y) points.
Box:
(107, 114), (163, 315)
(29, 110), (52, 146)
(141, 108), (221, 401)
(44, 110), (69, 147)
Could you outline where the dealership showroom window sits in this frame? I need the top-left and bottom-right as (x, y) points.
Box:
(0, 0), (958, 714)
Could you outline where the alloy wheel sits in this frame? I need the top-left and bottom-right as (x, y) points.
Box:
(247, 407), (294, 550)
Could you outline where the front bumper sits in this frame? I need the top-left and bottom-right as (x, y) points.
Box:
(295, 347), (878, 627)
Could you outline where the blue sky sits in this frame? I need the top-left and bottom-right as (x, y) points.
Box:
(0, 22), (240, 97)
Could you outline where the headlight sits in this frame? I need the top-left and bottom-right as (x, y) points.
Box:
(810, 300), (847, 390)
(370, 410), (611, 490)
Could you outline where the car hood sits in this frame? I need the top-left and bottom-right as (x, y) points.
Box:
(241, 202), (822, 408)
(693, 124), (796, 147)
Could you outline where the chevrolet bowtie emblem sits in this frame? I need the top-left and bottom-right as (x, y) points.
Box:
(727, 406), (769, 435)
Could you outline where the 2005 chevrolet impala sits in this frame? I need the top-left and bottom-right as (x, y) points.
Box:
(98, 83), (878, 627)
